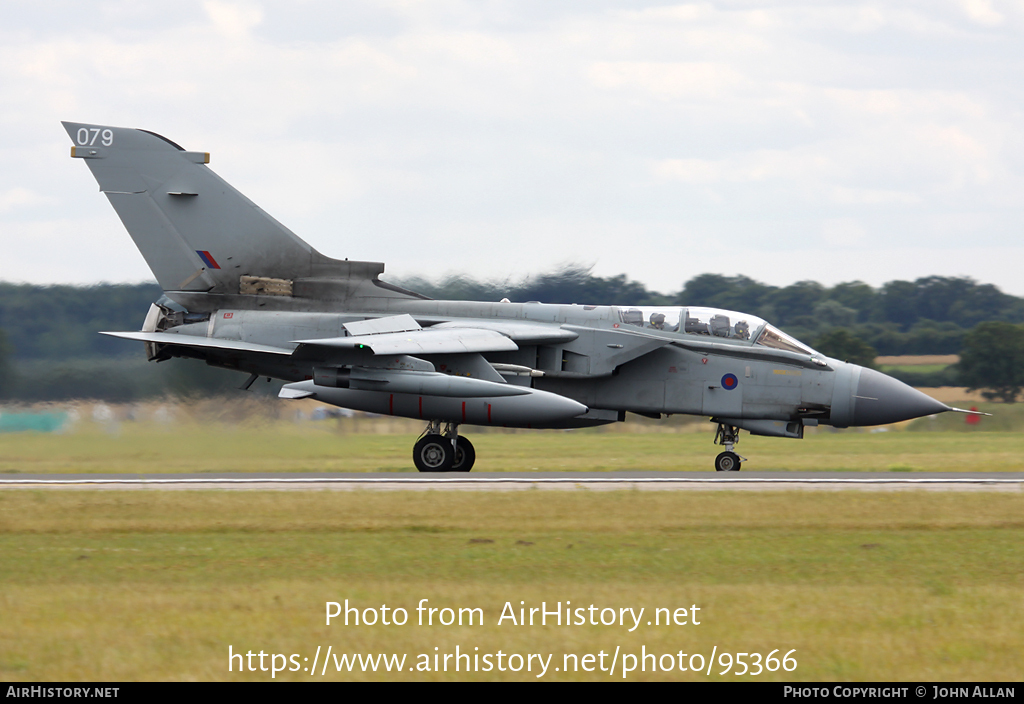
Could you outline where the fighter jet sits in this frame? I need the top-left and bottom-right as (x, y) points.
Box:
(63, 121), (964, 472)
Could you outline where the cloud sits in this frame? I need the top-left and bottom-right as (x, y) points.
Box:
(957, 0), (1005, 25)
(0, 188), (53, 213)
(821, 218), (869, 246)
(588, 61), (745, 101)
(829, 187), (921, 206)
(1, 1), (1023, 295)
(652, 150), (834, 185)
(203, 0), (264, 39)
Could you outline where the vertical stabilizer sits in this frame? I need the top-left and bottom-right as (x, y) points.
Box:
(62, 121), (375, 295)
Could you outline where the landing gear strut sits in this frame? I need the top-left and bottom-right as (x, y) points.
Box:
(413, 421), (476, 473)
(713, 422), (745, 472)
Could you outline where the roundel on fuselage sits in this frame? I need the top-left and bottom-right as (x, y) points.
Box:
(722, 373), (738, 390)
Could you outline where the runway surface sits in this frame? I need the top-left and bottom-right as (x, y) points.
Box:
(1, 472), (1022, 491)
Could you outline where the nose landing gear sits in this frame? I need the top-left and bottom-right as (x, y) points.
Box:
(413, 421), (476, 473)
(713, 422), (745, 472)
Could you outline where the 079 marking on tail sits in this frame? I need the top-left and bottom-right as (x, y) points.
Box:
(63, 120), (972, 473)
(74, 127), (114, 146)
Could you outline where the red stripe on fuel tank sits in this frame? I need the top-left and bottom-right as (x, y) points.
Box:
(461, 401), (466, 423)
(487, 403), (492, 424)
(418, 396), (422, 419)
(389, 394), (393, 415)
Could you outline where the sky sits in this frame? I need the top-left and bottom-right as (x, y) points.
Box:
(2, 0), (1023, 296)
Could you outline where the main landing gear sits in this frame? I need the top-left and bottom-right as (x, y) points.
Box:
(413, 421), (476, 473)
(713, 422), (745, 472)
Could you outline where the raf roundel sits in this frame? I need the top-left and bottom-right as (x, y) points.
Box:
(722, 373), (739, 391)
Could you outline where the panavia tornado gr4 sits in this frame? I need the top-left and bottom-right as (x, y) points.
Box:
(64, 121), (969, 472)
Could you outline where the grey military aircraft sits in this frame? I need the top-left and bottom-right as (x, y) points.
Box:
(64, 120), (967, 472)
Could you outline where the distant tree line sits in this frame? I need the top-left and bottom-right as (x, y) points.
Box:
(403, 269), (1024, 357)
(0, 329), (13, 399)
(400, 265), (673, 310)
(674, 274), (1024, 357)
(1, 270), (1023, 401)
(0, 282), (162, 362)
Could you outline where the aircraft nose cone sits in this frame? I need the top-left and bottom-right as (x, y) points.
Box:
(852, 367), (950, 426)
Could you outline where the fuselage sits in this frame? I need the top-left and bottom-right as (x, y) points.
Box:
(152, 297), (947, 432)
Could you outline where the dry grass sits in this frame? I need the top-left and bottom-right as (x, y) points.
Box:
(909, 387), (987, 404)
(875, 355), (960, 366)
(1, 491), (1022, 681)
(2, 417), (1024, 473)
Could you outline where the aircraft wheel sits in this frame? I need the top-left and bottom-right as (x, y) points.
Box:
(413, 434), (455, 473)
(715, 451), (741, 472)
(451, 436), (476, 472)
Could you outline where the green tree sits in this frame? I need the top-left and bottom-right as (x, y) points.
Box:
(0, 328), (13, 398)
(676, 274), (775, 317)
(827, 281), (877, 322)
(400, 265), (670, 306)
(771, 281), (826, 326)
(0, 282), (162, 360)
(813, 329), (877, 368)
(956, 321), (1024, 403)
(813, 300), (858, 328)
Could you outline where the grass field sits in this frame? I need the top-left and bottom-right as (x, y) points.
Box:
(1, 490), (1021, 681)
(3, 398), (1021, 682)
(878, 364), (950, 374)
(875, 355), (960, 366)
(2, 410), (1023, 474)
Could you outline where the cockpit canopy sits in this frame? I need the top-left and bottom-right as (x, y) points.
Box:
(616, 305), (818, 356)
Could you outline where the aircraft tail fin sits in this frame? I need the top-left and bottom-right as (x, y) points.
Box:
(62, 121), (388, 297)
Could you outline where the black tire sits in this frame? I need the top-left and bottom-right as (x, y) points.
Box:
(451, 436), (476, 472)
(413, 434), (455, 472)
(715, 451), (740, 472)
